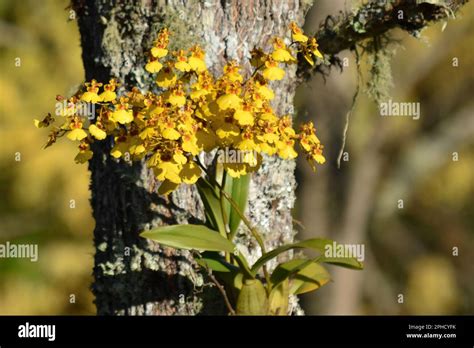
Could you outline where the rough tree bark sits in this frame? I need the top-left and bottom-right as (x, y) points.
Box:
(72, 0), (468, 315)
(74, 0), (311, 315)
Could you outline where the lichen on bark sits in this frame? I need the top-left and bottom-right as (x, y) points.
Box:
(73, 0), (311, 315)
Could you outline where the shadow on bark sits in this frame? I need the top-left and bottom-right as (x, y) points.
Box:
(88, 142), (225, 315)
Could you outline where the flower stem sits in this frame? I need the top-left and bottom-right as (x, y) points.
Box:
(219, 172), (231, 263)
(219, 188), (272, 292)
(196, 158), (270, 289)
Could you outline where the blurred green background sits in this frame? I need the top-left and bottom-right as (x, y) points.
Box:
(297, 0), (474, 315)
(0, 0), (94, 314)
(0, 0), (472, 315)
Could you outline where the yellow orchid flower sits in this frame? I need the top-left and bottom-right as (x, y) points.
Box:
(237, 136), (259, 152)
(151, 28), (170, 59)
(74, 143), (93, 163)
(262, 58), (285, 80)
(271, 38), (296, 62)
(215, 121), (240, 141)
(146, 59), (163, 73)
(37, 26), (327, 196)
(162, 128), (181, 140)
(224, 162), (248, 178)
(74, 150), (93, 163)
(81, 80), (102, 103)
(139, 127), (156, 140)
(67, 119), (88, 141)
(156, 65), (177, 88)
(181, 133), (200, 155)
(189, 46), (207, 72)
(216, 93), (242, 110)
(151, 47), (168, 58)
(181, 160), (202, 184)
(111, 108), (133, 124)
(196, 129), (217, 152)
(223, 61), (243, 82)
(168, 84), (186, 106)
(153, 160), (182, 184)
(111, 98), (134, 124)
(290, 22), (308, 43)
(277, 139), (298, 159)
(256, 83), (274, 100)
(234, 107), (254, 126)
(99, 79), (118, 102)
(110, 136), (130, 158)
(250, 48), (266, 68)
(34, 113), (54, 128)
(174, 50), (191, 72)
(158, 179), (179, 195)
(89, 124), (107, 140)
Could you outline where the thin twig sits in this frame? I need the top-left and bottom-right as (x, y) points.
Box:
(337, 46), (361, 169)
(207, 271), (236, 315)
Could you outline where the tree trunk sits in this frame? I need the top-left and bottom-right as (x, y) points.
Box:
(74, 0), (311, 315)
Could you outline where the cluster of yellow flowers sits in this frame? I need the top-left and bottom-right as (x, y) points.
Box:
(36, 23), (325, 195)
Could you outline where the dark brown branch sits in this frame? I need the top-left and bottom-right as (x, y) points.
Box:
(207, 271), (236, 315)
(300, 0), (469, 77)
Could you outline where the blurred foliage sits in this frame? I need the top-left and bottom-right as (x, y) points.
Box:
(297, 0), (474, 315)
(406, 255), (460, 314)
(0, 0), (472, 316)
(0, 0), (94, 314)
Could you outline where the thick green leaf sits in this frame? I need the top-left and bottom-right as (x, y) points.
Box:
(236, 279), (268, 315)
(220, 270), (244, 302)
(268, 279), (289, 315)
(289, 263), (330, 295)
(270, 258), (314, 285)
(251, 238), (333, 274)
(196, 256), (238, 273)
(228, 174), (250, 236)
(140, 224), (235, 252)
(197, 178), (225, 235)
(233, 272), (244, 291)
(271, 259), (330, 295)
(319, 256), (363, 270)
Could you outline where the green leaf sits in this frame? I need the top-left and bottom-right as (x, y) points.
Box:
(140, 224), (235, 252)
(236, 279), (268, 315)
(272, 259), (330, 295)
(289, 262), (330, 295)
(197, 178), (225, 235)
(196, 255), (238, 273)
(233, 272), (244, 291)
(221, 271), (245, 302)
(268, 279), (289, 315)
(251, 238), (333, 274)
(228, 174), (250, 237)
(319, 256), (363, 270)
(271, 258), (314, 285)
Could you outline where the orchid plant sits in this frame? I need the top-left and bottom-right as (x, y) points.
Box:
(36, 23), (362, 315)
